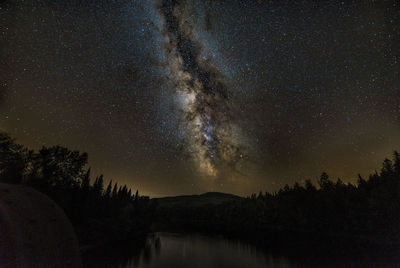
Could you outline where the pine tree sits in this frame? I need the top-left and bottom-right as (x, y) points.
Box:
(112, 182), (118, 198)
(105, 180), (112, 199)
(305, 179), (315, 191)
(81, 168), (91, 192)
(93, 175), (104, 196)
(393, 151), (400, 175)
(319, 172), (333, 190)
(381, 158), (394, 177)
(135, 190), (139, 201)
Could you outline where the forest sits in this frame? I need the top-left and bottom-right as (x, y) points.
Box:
(155, 154), (400, 252)
(1, 131), (399, 253)
(0, 131), (156, 247)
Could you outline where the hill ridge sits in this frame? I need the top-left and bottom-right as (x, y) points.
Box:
(153, 191), (242, 208)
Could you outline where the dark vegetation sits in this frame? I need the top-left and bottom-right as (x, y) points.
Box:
(155, 192), (241, 208)
(1, 131), (400, 255)
(0, 132), (155, 247)
(155, 153), (400, 251)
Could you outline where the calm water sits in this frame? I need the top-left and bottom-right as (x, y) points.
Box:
(128, 233), (292, 268)
(83, 232), (399, 268)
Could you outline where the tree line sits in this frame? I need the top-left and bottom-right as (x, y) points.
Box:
(156, 152), (400, 249)
(0, 132), (155, 246)
(2, 130), (400, 251)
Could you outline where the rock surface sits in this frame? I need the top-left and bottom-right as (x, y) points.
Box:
(0, 183), (81, 267)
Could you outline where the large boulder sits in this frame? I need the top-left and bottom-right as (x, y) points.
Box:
(0, 183), (81, 267)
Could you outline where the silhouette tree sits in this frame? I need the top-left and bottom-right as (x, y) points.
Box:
(105, 180), (113, 199)
(305, 179), (316, 191)
(93, 174), (104, 196)
(0, 132), (27, 183)
(112, 182), (118, 198)
(381, 158), (394, 177)
(319, 172), (333, 190)
(393, 151), (400, 175)
(0, 131), (155, 246)
(81, 168), (91, 193)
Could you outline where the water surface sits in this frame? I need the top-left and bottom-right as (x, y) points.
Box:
(133, 233), (293, 268)
(83, 232), (399, 268)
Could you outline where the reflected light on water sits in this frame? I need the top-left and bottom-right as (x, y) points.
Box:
(83, 232), (400, 268)
(127, 233), (293, 268)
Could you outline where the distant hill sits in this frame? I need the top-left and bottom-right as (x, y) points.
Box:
(154, 192), (242, 208)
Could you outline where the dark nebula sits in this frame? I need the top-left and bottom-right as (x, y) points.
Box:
(157, 0), (246, 179)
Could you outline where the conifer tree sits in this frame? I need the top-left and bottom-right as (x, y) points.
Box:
(105, 180), (113, 199)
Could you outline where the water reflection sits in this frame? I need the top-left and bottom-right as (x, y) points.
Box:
(120, 233), (295, 268)
(83, 232), (400, 268)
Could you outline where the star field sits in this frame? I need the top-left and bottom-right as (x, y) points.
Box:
(0, 0), (399, 196)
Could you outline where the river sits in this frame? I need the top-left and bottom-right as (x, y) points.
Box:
(82, 232), (399, 268)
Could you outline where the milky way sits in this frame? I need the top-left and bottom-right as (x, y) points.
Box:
(157, 0), (246, 178)
(1, 0), (399, 196)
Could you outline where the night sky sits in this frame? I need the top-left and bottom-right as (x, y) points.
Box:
(1, 0), (399, 196)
